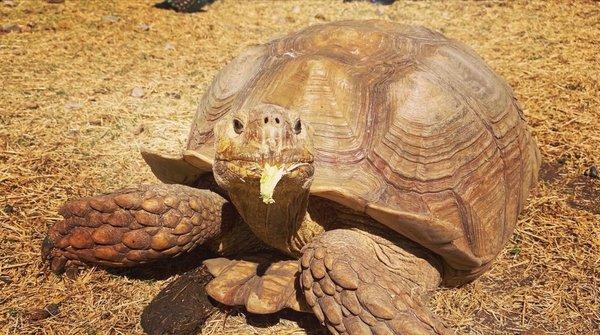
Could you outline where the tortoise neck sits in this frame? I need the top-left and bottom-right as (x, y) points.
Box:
(228, 182), (312, 256)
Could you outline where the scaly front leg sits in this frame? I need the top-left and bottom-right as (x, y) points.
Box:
(300, 228), (453, 335)
(42, 184), (240, 272)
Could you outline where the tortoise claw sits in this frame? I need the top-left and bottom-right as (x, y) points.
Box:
(41, 235), (54, 262)
(50, 255), (68, 274)
(41, 234), (69, 274)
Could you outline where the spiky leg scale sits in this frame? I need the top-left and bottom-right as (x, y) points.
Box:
(42, 184), (237, 272)
(300, 229), (453, 335)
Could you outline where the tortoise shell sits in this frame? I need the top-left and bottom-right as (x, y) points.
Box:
(146, 20), (540, 283)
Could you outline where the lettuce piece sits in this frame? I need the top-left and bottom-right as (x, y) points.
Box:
(260, 163), (286, 204)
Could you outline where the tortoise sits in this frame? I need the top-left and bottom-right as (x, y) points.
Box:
(157, 0), (214, 12)
(42, 20), (541, 335)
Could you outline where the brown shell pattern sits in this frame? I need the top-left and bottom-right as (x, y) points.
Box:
(186, 20), (541, 274)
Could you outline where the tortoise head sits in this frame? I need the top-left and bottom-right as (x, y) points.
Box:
(212, 103), (315, 193)
(211, 103), (315, 252)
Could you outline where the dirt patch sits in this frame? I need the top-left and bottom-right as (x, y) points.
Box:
(141, 267), (215, 335)
(538, 162), (564, 184)
(566, 175), (600, 214)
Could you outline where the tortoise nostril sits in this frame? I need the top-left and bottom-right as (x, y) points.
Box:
(275, 117), (280, 124)
(264, 117), (269, 124)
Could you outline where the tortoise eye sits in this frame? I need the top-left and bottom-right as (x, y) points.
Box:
(233, 118), (244, 134)
(294, 119), (302, 134)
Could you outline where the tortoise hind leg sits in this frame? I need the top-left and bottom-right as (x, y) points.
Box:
(300, 229), (453, 335)
(42, 184), (240, 273)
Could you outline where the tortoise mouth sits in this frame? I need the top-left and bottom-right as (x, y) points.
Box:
(214, 152), (314, 166)
(213, 159), (314, 181)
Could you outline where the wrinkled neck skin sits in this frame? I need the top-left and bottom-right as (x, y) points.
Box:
(225, 176), (319, 256)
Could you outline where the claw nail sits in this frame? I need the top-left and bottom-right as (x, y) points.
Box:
(41, 235), (54, 261)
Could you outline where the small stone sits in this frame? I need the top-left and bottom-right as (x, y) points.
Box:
(46, 303), (60, 316)
(3, 204), (14, 214)
(137, 23), (151, 31)
(133, 123), (145, 135)
(131, 86), (145, 98)
(65, 267), (79, 280)
(64, 101), (83, 110)
(0, 276), (12, 284)
(29, 303), (60, 321)
(164, 42), (175, 51)
(314, 14), (327, 21)
(1, 23), (22, 33)
(103, 15), (120, 23)
(291, 5), (300, 14)
(584, 165), (598, 178)
(166, 92), (181, 99)
(3, 0), (16, 7)
(29, 308), (50, 321)
(25, 102), (39, 109)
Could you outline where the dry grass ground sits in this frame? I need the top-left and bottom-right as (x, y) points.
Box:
(1, 0), (598, 334)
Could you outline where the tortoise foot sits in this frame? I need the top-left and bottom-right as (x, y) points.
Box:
(300, 229), (452, 335)
(203, 254), (309, 314)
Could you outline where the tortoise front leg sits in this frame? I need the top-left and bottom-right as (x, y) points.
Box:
(42, 184), (240, 272)
(300, 229), (453, 335)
